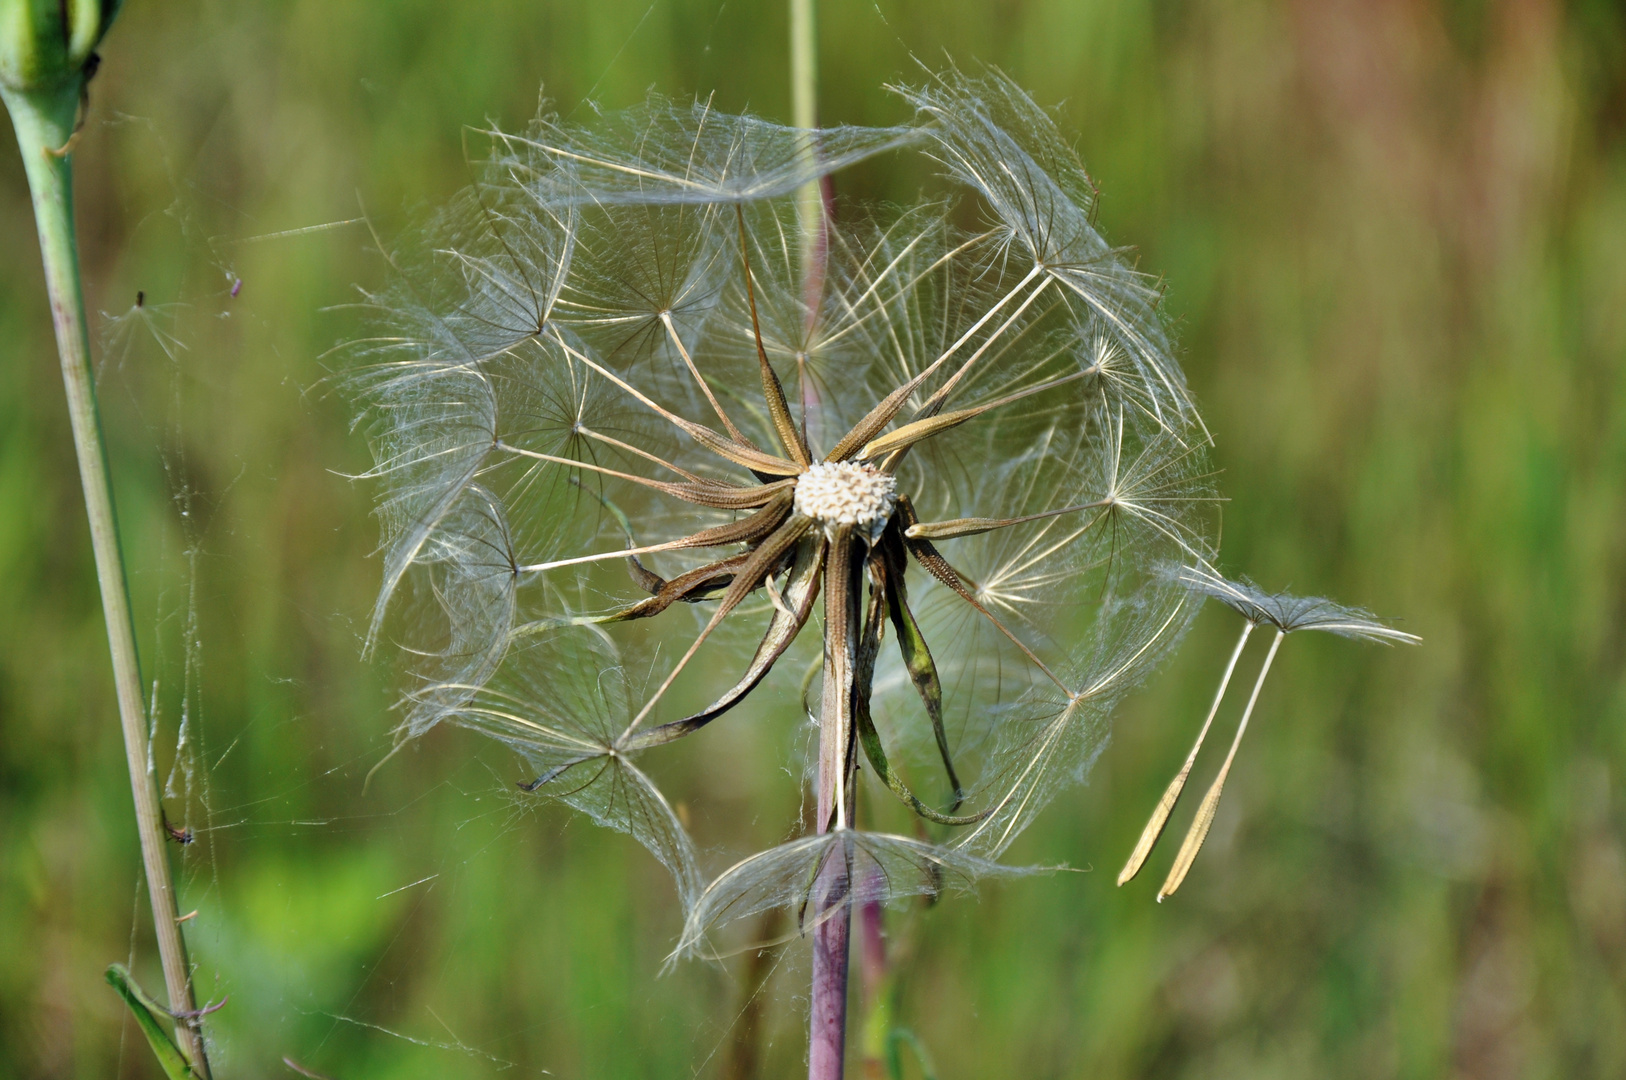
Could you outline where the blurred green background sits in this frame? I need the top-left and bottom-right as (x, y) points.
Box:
(3, 0), (1624, 1076)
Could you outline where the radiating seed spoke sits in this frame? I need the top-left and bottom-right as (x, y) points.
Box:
(824, 267), (1053, 466)
(880, 272), (1055, 473)
(617, 515), (814, 741)
(546, 325), (801, 476)
(904, 498), (1112, 542)
(736, 206), (812, 468)
(901, 262), (1046, 399)
(823, 370), (933, 463)
(517, 492), (792, 573)
(857, 366), (1087, 461)
(499, 443), (793, 512)
(575, 424), (708, 484)
(895, 496), (1070, 694)
(660, 310), (750, 445)
(622, 537), (826, 750)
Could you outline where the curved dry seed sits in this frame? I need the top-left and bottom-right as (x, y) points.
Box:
(1118, 621), (1254, 886)
(1158, 629), (1284, 901)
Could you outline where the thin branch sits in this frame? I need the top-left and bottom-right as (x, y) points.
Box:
(4, 81), (211, 1076)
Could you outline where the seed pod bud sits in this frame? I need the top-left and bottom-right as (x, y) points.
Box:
(0, 0), (120, 94)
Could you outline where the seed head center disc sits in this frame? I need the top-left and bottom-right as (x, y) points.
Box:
(794, 462), (898, 542)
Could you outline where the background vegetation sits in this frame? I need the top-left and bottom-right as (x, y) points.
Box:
(2, 0), (1624, 1076)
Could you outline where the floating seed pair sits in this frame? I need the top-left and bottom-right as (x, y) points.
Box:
(1118, 563), (1420, 899)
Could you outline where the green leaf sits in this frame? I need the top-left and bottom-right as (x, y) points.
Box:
(886, 1028), (939, 1080)
(104, 964), (198, 1080)
(881, 536), (964, 808)
(855, 693), (989, 826)
(855, 555), (987, 826)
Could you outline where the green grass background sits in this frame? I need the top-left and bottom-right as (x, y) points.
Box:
(2, 0), (1624, 1076)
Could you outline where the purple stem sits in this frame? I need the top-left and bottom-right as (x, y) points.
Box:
(809, 870), (851, 1080)
(859, 894), (885, 1006)
(811, 532), (858, 1080)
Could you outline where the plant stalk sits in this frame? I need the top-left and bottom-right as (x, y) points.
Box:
(797, 9), (847, 1073)
(790, 0), (819, 249)
(855, 895), (888, 1079)
(811, 529), (858, 1080)
(790, 0), (828, 323)
(3, 83), (211, 1078)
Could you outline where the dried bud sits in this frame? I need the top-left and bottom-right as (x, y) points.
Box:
(0, 0), (119, 95)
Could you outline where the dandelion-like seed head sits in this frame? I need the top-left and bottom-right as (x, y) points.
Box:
(343, 66), (1397, 968)
(348, 68), (1217, 951)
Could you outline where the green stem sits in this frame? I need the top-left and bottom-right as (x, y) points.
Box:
(790, 0), (817, 132)
(790, 0), (823, 301)
(2, 82), (211, 1079)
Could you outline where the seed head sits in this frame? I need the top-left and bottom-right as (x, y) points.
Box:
(348, 67), (1230, 951)
(794, 462), (897, 542)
